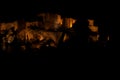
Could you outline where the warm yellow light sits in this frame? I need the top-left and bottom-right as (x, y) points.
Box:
(70, 19), (76, 28)
(88, 19), (94, 26)
(88, 25), (98, 32)
(107, 36), (109, 41)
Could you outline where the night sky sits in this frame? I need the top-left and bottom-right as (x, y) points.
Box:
(0, 0), (112, 17)
(0, 0), (113, 27)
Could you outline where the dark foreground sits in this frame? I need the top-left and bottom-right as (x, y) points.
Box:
(0, 48), (49, 64)
(0, 46), (112, 64)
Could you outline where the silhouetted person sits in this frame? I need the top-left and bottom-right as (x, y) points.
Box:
(70, 18), (89, 48)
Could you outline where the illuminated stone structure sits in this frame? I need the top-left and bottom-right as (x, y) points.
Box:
(0, 21), (18, 31)
(63, 18), (76, 28)
(88, 19), (99, 42)
(25, 21), (39, 28)
(0, 13), (77, 50)
(88, 19), (98, 32)
(37, 13), (63, 30)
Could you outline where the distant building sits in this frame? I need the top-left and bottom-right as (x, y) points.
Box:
(0, 21), (18, 31)
(88, 19), (99, 42)
(62, 18), (76, 28)
(37, 13), (63, 30)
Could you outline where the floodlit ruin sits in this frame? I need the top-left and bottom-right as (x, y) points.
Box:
(0, 13), (77, 52)
(0, 13), (111, 54)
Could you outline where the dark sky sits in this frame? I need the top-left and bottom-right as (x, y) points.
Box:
(0, 0), (112, 19)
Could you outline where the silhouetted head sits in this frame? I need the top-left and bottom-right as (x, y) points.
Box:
(72, 18), (89, 35)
